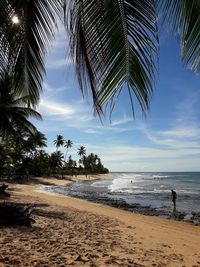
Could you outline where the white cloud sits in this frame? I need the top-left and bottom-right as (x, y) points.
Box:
(38, 99), (75, 117)
(107, 158), (200, 172)
(36, 93), (133, 133)
(43, 82), (66, 94)
(111, 116), (133, 126)
(34, 88), (200, 172)
(159, 127), (200, 138)
(84, 129), (102, 134)
(84, 143), (200, 171)
(138, 123), (200, 150)
(137, 93), (200, 150)
(88, 144), (200, 161)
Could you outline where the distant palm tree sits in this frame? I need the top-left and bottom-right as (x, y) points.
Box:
(77, 146), (86, 167)
(64, 139), (73, 162)
(77, 146), (86, 158)
(53, 135), (64, 151)
(0, 1), (199, 115)
(0, 73), (42, 140)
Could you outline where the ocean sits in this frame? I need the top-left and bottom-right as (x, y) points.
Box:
(40, 172), (200, 219)
(91, 172), (200, 212)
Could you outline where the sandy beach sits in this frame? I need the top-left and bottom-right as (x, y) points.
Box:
(0, 175), (200, 267)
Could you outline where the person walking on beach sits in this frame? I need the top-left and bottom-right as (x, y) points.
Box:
(171, 190), (177, 210)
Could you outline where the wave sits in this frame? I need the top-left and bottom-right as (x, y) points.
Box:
(91, 180), (112, 188)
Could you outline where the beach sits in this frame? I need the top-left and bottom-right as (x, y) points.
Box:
(0, 175), (200, 267)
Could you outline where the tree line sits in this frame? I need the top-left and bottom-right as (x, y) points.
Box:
(0, 132), (109, 180)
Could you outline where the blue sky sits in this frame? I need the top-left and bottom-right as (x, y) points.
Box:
(33, 28), (200, 172)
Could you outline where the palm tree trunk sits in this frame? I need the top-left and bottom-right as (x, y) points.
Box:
(64, 148), (69, 162)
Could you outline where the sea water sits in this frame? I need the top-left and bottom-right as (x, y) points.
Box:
(91, 172), (200, 212)
(42, 172), (200, 213)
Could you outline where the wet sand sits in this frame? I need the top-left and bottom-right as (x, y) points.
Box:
(0, 176), (200, 267)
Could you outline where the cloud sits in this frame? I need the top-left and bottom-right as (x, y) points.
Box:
(111, 115), (133, 126)
(44, 26), (74, 70)
(84, 143), (200, 171)
(176, 93), (199, 125)
(35, 88), (200, 172)
(159, 127), (200, 138)
(106, 158), (200, 172)
(43, 139), (200, 172)
(84, 129), (102, 134)
(137, 93), (200, 149)
(88, 144), (200, 161)
(38, 99), (75, 117)
(139, 123), (200, 150)
(43, 82), (66, 94)
(36, 92), (133, 133)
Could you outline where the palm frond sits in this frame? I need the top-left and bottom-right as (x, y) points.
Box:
(160, 0), (200, 73)
(12, 107), (42, 120)
(0, 0), (63, 104)
(0, 72), (42, 139)
(66, 0), (158, 116)
(12, 114), (38, 135)
(0, 115), (16, 139)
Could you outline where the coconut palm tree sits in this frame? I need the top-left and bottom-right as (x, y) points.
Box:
(0, 73), (42, 140)
(27, 131), (47, 150)
(77, 146), (86, 158)
(25, 131), (47, 159)
(64, 139), (73, 162)
(53, 135), (64, 151)
(49, 151), (64, 174)
(77, 146), (86, 167)
(0, 1), (199, 114)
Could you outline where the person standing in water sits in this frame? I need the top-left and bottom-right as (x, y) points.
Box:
(171, 190), (177, 210)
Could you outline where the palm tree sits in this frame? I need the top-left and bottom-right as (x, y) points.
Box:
(0, 1), (199, 114)
(64, 139), (73, 162)
(49, 151), (64, 174)
(32, 149), (49, 175)
(0, 73), (42, 140)
(77, 146), (86, 157)
(27, 131), (47, 150)
(25, 131), (47, 160)
(53, 135), (64, 151)
(77, 146), (86, 167)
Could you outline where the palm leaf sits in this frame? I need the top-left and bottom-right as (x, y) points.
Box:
(0, 72), (42, 139)
(66, 0), (158, 116)
(0, 0), (63, 104)
(160, 0), (200, 73)
(12, 113), (38, 135)
(11, 107), (42, 120)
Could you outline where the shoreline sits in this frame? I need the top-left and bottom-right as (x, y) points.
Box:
(38, 177), (200, 226)
(1, 175), (200, 266)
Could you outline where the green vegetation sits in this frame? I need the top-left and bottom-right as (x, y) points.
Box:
(0, 74), (42, 139)
(0, 135), (108, 180)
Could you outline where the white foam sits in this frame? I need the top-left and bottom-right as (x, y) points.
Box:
(35, 185), (61, 196)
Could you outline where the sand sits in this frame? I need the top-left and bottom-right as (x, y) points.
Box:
(0, 175), (200, 267)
